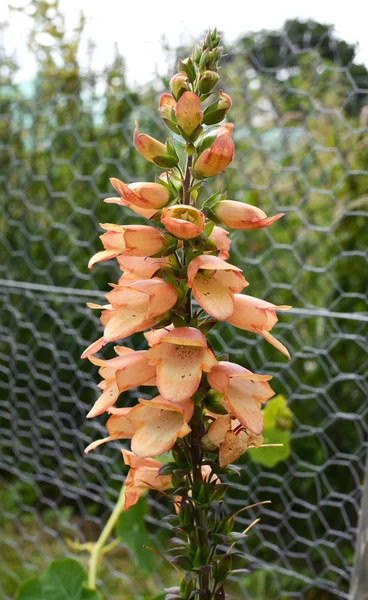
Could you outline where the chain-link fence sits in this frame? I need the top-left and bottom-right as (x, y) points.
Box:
(1, 12), (368, 600)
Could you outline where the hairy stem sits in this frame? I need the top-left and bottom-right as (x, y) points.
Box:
(88, 485), (126, 589)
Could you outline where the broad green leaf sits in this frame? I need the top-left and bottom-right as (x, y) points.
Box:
(249, 396), (293, 468)
(262, 395), (293, 430)
(249, 429), (291, 468)
(117, 498), (155, 573)
(16, 559), (100, 600)
(16, 578), (46, 600)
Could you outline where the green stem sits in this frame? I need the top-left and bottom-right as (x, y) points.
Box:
(88, 485), (126, 590)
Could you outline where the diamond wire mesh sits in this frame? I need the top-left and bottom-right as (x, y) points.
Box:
(1, 19), (368, 600)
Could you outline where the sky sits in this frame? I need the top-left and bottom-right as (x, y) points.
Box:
(1, 0), (367, 87)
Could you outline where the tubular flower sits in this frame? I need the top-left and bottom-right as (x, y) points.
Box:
(133, 121), (172, 164)
(161, 205), (205, 240)
(212, 200), (284, 230)
(208, 226), (231, 259)
(207, 361), (274, 435)
(121, 450), (172, 512)
(84, 348), (156, 418)
(203, 414), (264, 467)
(104, 195), (159, 220)
(117, 255), (171, 283)
(187, 254), (248, 320)
(99, 278), (178, 343)
(88, 223), (172, 269)
(145, 327), (217, 403)
(85, 396), (193, 457)
(195, 124), (234, 177)
(110, 177), (171, 210)
(227, 294), (291, 358)
(175, 91), (203, 136)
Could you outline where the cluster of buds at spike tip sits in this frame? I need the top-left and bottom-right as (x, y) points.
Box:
(82, 28), (291, 598)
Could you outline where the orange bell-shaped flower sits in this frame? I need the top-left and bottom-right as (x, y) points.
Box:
(187, 254), (248, 320)
(145, 327), (217, 403)
(226, 294), (291, 358)
(88, 223), (174, 269)
(212, 200), (284, 230)
(110, 178), (171, 210)
(161, 205), (205, 240)
(208, 361), (274, 435)
(121, 450), (172, 511)
(195, 124), (234, 177)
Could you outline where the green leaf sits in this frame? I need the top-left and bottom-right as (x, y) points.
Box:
(262, 394), (293, 430)
(16, 578), (45, 600)
(117, 498), (155, 573)
(16, 559), (101, 600)
(248, 396), (293, 468)
(249, 429), (291, 468)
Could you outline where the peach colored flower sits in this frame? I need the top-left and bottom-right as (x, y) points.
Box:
(169, 71), (188, 100)
(176, 91), (202, 136)
(144, 325), (174, 347)
(159, 93), (176, 120)
(121, 450), (172, 511)
(104, 195), (159, 220)
(212, 200), (284, 230)
(187, 255), (248, 321)
(110, 177), (171, 210)
(117, 255), (171, 283)
(99, 279), (178, 343)
(161, 205), (205, 240)
(145, 327), (217, 403)
(208, 226), (231, 260)
(84, 348), (156, 418)
(207, 361), (274, 435)
(88, 223), (170, 269)
(204, 414), (264, 467)
(85, 396), (193, 457)
(195, 124), (234, 177)
(227, 294), (291, 358)
(133, 121), (170, 163)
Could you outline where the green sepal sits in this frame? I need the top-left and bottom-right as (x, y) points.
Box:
(192, 545), (211, 567)
(216, 516), (234, 535)
(201, 190), (225, 211)
(202, 106), (227, 126)
(213, 554), (232, 585)
(172, 313), (188, 328)
(162, 118), (180, 135)
(199, 48), (210, 67)
(158, 462), (177, 476)
(203, 390), (228, 415)
(179, 57), (197, 82)
(203, 221), (215, 237)
(166, 139), (180, 160)
(153, 154), (179, 168)
(171, 556), (193, 571)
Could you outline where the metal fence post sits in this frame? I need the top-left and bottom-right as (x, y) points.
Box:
(350, 451), (368, 600)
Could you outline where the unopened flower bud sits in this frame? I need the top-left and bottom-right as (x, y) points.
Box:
(134, 121), (178, 168)
(193, 44), (202, 64)
(198, 70), (220, 95)
(176, 91), (203, 137)
(178, 56), (196, 82)
(202, 90), (232, 125)
(194, 124), (234, 178)
(159, 93), (176, 120)
(169, 71), (188, 101)
(159, 93), (178, 134)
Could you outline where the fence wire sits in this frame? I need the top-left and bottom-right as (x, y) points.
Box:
(1, 17), (368, 600)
